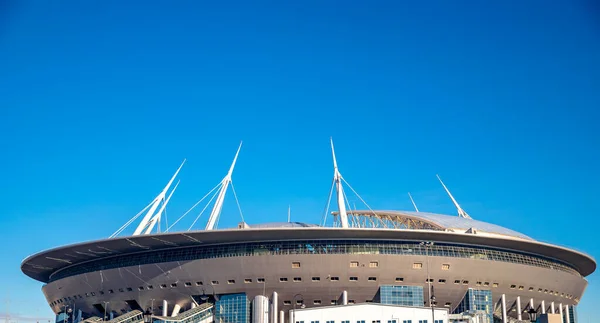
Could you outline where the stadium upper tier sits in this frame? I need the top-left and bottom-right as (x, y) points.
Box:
(21, 210), (596, 284)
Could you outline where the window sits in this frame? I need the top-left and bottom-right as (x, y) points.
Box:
(293, 277), (302, 282)
(510, 284), (516, 289)
(283, 300), (291, 305)
(118, 288), (124, 293)
(313, 300), (321, 305)
(369, 261), (379, 268)
(403, 321), (412, 323)
(184, 282), (191, 287)
(442, 263), (450, 270)
(312, 276), (320, 281)
(160, 284), (167, 289)
(462, 280), (469, 285)
(445, 302), (451, 307)
(170, 283), (177, 288)
(126, 287), (133, 292)
(493, 283), (499, 287)
(244, 278), (252, 283)
(257, 278), (265, 283)
(138, 286), (144, 291)
(529, 287), (534, 291)
(108, 289), (114, 294)
(476, 281), (482, 286)
(292, 262), (301, 268)
(372, 321), (381, 323)
(327, 321), (336, 323)
(483, 282), (490, 286)
(519, 286), (524, 290)
(195, 281), (203, 286)
(330, 276), (339, 281)
(331, 300), (337, 305)
(296, 299), (303, 305)
(311, 321), (319, 323)
(280, 277), (288, 282)
(438, 279), (446, 284)
(349, 276), (358, 281)
(413, 263), (423, 269)
(388, 321), (397, 323)
(395, 277), (404, 282)
(418, 320), (428, 323)
(348, 300), (355, 304)
(426, 278), (434, 283)
(350, 261), (359, 267)
(356, 320), (364, 323)
(227, 280), (235, 284)
(368, 277), (377, 282)
(211, 280), (219, 285)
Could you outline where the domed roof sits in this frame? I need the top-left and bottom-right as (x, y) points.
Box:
(336, 210), (532, 240)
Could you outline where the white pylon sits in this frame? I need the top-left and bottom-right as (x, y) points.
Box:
(331, 138), (349, 228)
(133, 159), (186, 235)
(205, 142), (242, 230)
(436, 174), (472, 219)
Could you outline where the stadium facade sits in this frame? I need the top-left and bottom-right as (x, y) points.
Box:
(21, 141), (595, 323)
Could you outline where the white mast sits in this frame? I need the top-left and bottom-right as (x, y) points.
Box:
(287, 205), (291, 223)
(205, 142), (242, 230)
(408, 192), (420, 212)
(331, 138), (349, 228)
(144, 180), (180, 234)
(436, 174), (472, 219)
(133, 159), (185, 235)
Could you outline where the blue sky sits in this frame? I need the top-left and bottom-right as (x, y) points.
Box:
(1, 0), (599, 320)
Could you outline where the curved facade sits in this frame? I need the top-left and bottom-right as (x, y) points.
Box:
(21, 213), (595, 322)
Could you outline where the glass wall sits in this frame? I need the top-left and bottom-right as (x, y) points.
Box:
(50, 240), (579, 282)
(215, 293), (250, 323)
(563, 306), (577, 323)
(453, 289), (492, 323)
(380, 285), (424, 307)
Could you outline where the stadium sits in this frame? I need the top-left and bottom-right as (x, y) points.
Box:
(21, 141), (595, 323)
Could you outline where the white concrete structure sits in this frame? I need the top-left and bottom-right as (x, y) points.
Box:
(290, 303), (449, 323)
(253, 295), (269, 323)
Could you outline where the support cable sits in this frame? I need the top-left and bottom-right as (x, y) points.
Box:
(321, 178), (336, 227)
(187, 187), (220, 231)
(230, 181), (245, 224)
(110, 200), (154, 238)
(167, 182), (221, 232)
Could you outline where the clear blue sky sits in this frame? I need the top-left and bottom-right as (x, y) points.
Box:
(1, 0), (599, 321)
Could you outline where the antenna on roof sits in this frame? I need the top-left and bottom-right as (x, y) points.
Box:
(408, 192), (420, 212)
(436, 174), (472, 219)
(288, 205), (291, 223)
(331, 138), (349, 228)
(205, 142), (243, 230)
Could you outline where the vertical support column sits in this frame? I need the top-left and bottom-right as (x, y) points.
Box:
(541, 300), (546, 314)
(501, 294), (508, 323)
(191, 302), (197, 309)
(565, 305), (571, 323)
(171, 304), (181, 317)
(559, 303), (564, 323)
(551, 302), (555, 314)
(342, 290), (348, 305)
(280, 310), (285, 323)
(516, 296), (522, 321)
(272, 291), (279, 323)
(162, 300), (168, 317)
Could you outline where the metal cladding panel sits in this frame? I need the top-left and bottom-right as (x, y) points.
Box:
(22, 226), (596, 283)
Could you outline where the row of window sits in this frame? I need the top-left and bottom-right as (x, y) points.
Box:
(47, 274), (577, 308)
(49, 240), (580, 282)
